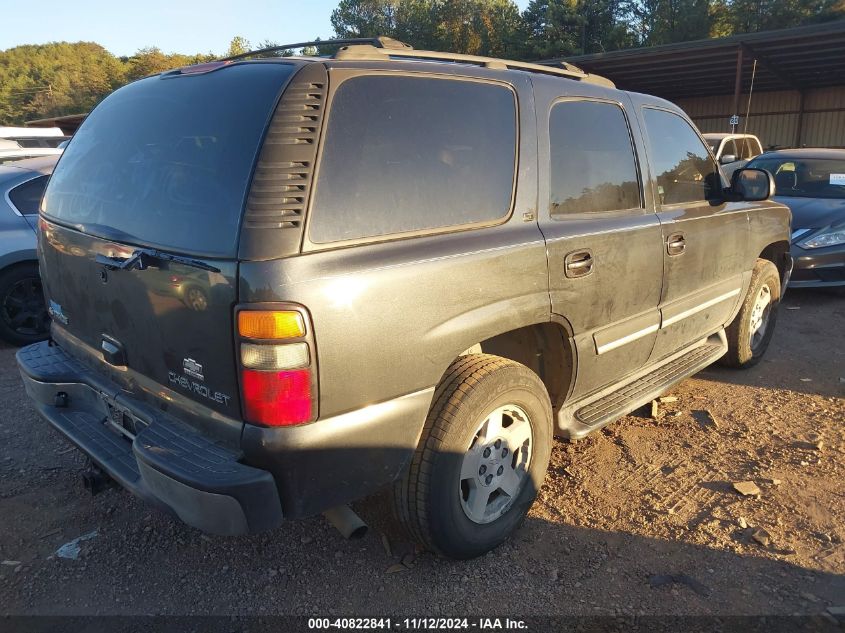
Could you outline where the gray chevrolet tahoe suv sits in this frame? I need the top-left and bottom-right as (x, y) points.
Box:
(17, 38), (791, 559)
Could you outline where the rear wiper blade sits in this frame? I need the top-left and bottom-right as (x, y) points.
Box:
(70, 222), (141, 245)
(95, 248), (221, 273)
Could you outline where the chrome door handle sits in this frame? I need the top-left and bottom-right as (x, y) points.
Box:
(667, 233), (686, 256)
(564, 250), (594, 278)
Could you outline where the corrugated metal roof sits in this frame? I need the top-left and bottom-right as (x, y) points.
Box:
(546, 21), (845, 100)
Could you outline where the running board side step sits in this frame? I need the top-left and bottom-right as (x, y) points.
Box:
(557, 331), (728, 440)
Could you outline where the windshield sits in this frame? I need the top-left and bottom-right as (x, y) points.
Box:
(42, 63), (295, 258)
(748, 157), (845, 199)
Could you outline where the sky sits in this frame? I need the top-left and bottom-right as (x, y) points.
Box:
(2, 0), (531, 57)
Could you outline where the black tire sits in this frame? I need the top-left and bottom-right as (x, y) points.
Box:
(0, 263), (49, 346)
(393, 354), (553, 559)
(719, 259), (781, 368)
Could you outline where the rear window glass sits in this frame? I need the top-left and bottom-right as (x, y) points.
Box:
(309, 75), (516, 244)
(9, 175), (49, 215)
(42, 63), (294, 257)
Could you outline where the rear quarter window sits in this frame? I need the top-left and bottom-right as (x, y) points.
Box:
(8, 175), (49, 215)
(308, 75), (517, 244)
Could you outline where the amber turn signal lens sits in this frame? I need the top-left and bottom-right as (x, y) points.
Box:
(238, 311), (305, 339)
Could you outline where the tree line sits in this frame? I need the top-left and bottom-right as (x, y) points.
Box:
(330, 0), (844, 58)
(1, 0), (842, 125)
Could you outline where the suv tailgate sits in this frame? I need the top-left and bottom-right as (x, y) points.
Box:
(39, 221), (241, 421)
(37, 61), (297, 431)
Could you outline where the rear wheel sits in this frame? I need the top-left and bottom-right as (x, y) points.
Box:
(0, 263), (49, 346)
(720, 259), (780, 368)
(393, 354), (553, 559)
(184, 286), (208, 311)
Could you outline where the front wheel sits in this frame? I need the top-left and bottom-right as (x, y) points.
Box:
(720, 259), (781, 368)
(393, 354), (553, 559)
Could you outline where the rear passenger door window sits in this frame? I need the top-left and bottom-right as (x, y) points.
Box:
(549, 100), (641, 216)
(309, 75), (517, 244)
(642, 108), (720, 206)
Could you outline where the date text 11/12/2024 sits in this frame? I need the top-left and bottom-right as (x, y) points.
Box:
(307, 618), (529, 630)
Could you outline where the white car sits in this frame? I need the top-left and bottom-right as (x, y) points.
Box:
(702, 133), (763, 179)
(0, 139), (63, 165)
(0, 127), (67, 164)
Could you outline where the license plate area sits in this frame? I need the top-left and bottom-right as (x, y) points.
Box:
(100, 394), (148, 441)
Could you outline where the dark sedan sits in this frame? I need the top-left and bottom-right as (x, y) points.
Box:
(747, 148), (845, 289)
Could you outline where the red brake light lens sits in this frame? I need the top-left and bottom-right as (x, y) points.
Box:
(241, 369), (312, 426)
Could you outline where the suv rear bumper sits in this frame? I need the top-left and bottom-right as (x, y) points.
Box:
(16, 341), (283, 535)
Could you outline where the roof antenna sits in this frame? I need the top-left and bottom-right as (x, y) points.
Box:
(743, 59), (757, 135)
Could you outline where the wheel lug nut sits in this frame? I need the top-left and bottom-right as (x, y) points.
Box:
(479, 465), (487, 475)
(485, 474), (493, 485)
(501, 448), (508, 458)
(497, 465), (504, 476)
(494, 439), (502, 449)
(483, 447), (491, 458)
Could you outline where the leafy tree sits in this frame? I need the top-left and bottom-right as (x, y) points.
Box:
(226, 36), (252, 57)
(123, 47), (214, 81)
(627, 0), (712, 45)
(435, 0), (525, 56)
(0, 42), (126, 124)
(331, 0), (401, 37)
(522, 0), (634, 58)
(0, 42), (216, 125)
(726, 0), (844, 33)
(332, 0), (525, 57)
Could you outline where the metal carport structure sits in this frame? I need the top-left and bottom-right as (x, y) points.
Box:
(546, 21), (845, 148)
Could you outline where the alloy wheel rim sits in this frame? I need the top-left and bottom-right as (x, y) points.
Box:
(749, 283), (772, 351)
(2, 277), (49, 337)
(459, 404), (533, 524)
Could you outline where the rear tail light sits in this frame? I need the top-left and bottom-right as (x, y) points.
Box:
(237, 308), (316, 426)
(238, 310), (305, 339)
(241, 369), (311, 426)
(241, 342), (309, 370)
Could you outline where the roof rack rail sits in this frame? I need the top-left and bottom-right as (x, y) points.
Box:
(222, 35), (613, 87)
(333, 42), (614, 87)
(221, 36), (411, 62)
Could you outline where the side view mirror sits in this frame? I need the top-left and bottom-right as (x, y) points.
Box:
(731, 168), (774, 202)
(720, 154), (737, 165)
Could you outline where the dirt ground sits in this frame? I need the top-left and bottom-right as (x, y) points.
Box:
(0, 288), (843, 620)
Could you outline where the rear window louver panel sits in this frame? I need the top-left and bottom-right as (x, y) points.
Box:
(239, 63), (328, 259)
